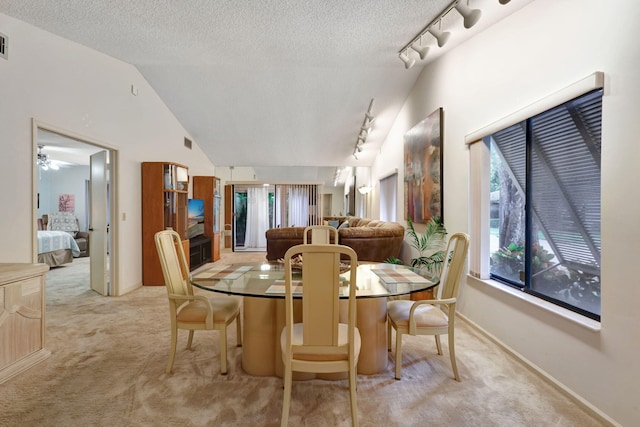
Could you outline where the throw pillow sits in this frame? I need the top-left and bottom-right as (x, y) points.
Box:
(338, 221), (349, 230)
(328, 220), (340, 228)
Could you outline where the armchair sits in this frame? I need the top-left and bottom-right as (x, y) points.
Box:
(387, 232), (470, 380)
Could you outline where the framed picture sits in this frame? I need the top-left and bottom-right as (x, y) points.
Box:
(58, 193), (75, 212)
(404, 108), (443, 223)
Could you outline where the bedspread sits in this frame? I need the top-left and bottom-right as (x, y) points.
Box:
(37, 230), (81, 257)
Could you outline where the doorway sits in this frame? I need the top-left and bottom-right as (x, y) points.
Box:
(232, 184), (274, 252)
(32, 120), (117, 295)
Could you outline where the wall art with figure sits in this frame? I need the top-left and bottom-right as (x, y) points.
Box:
(404, 108), (443, 223)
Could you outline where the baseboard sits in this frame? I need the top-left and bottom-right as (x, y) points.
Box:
(457, 313), (620, 427)
(116, 281), (142, 296)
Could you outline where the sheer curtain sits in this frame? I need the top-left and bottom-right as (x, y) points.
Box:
(245, 186), (268, 248)
(287, 185), (309, 227)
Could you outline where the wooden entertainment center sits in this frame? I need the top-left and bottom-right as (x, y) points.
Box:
(141, 162), (190, 286)
(141, 165), (222, 278)
(192, 175), (222, 266)
(189, 235), (212, 270)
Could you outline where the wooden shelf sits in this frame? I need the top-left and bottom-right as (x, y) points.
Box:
(189, 235), (212, 270)
(193, 176), (221, 262)
(142, 162), (190, 286)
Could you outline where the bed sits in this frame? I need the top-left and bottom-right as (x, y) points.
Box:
(37, 230), (81, 267)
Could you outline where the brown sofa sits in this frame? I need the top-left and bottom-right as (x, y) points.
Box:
(265, 217), (404, 262)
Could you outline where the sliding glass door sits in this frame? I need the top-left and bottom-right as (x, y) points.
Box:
(233, 184), (274, 251)
(232, 183), (322, 251)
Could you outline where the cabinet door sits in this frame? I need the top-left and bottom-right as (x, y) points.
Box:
(163, 191), (188, 240)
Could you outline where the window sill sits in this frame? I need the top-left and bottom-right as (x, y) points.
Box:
(466, 275), (601, 332)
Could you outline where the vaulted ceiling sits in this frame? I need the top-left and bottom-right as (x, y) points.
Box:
(2, 0), (530, 181)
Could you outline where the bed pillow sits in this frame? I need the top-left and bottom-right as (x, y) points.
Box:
(48, 212), (79, 237)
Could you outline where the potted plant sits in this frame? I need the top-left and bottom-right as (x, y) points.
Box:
(406, 216), (447, 300)
(406, 216), (448, 273)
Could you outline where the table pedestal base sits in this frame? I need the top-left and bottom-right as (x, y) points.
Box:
(241, 296), (388, 378)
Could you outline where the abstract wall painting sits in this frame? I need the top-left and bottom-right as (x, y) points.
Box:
(404, 108), (443, 223)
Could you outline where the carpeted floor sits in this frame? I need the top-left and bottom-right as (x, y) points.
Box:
(0, 252), (606, 426)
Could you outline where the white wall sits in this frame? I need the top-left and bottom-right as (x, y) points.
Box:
(0, 13), (215, 294)
(372, 0), (639, 425)
(322, 186), (345, 217)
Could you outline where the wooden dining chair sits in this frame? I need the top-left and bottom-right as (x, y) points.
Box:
(302, 224), (339, 244)
(280, 243), (360, 426)
(387, 232), (469, 380)
(154, 230), (242, 375)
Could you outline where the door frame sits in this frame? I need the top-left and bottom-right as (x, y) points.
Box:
(31, 119), (119, 295)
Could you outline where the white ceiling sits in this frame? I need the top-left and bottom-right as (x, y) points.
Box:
(3, 0), (529, 180)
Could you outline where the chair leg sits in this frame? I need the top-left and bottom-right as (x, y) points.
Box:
(387, 318), (392, 351)
(349, 364), (359, 427)
(166, 326), (178, 374)
(394, 329), (403, 380)
(281, 364), (292, 427)
(236, 312), (243, 347)
(434, 335), (443, 355)
(220, 326), (228, 375)
(449, 327), (460, 381)
(186, 330), (194, 350)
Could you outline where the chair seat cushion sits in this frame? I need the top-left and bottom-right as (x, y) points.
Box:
(387, 299), (448, 328)
(281, 323), (361, 361)
(176, 297), (240, 324)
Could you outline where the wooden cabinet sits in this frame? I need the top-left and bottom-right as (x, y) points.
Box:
(189, 235), (212, 270)
(0, 263), (50, 384)
(193, 176), (222, 262)
(142, 162), (190, 286)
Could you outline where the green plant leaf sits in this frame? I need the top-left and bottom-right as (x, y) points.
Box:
(407, 216), (447, 273)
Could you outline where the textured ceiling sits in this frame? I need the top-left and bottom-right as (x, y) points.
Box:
(2, 0), (528, 181)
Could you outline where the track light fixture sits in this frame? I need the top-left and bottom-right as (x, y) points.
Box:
(399, 50), (415, 69)
(455, 2), (482, 29)
(427, 25), (451, 48)
(398, 0), (484, 69)
(411, 37), (430, 60)
(364, 112), (375, 127)
(499, 0), (511, 4)
(353, 99), (375, 159)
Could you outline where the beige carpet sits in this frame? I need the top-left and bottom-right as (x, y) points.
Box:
(0, 252), (605, 426)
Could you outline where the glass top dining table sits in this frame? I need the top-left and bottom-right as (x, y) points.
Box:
(191, 260), (440, 377)
(190, 261), (440, 299)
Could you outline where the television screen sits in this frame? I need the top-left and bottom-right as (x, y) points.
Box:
(187, 198), (205, 239)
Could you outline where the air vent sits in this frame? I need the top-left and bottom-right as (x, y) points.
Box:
(0, 32), (7, 60)
(184, 137), (192, 150)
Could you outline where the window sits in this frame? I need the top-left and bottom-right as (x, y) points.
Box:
(471, 87), (602, 321)
(379, 172), (398, 222)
